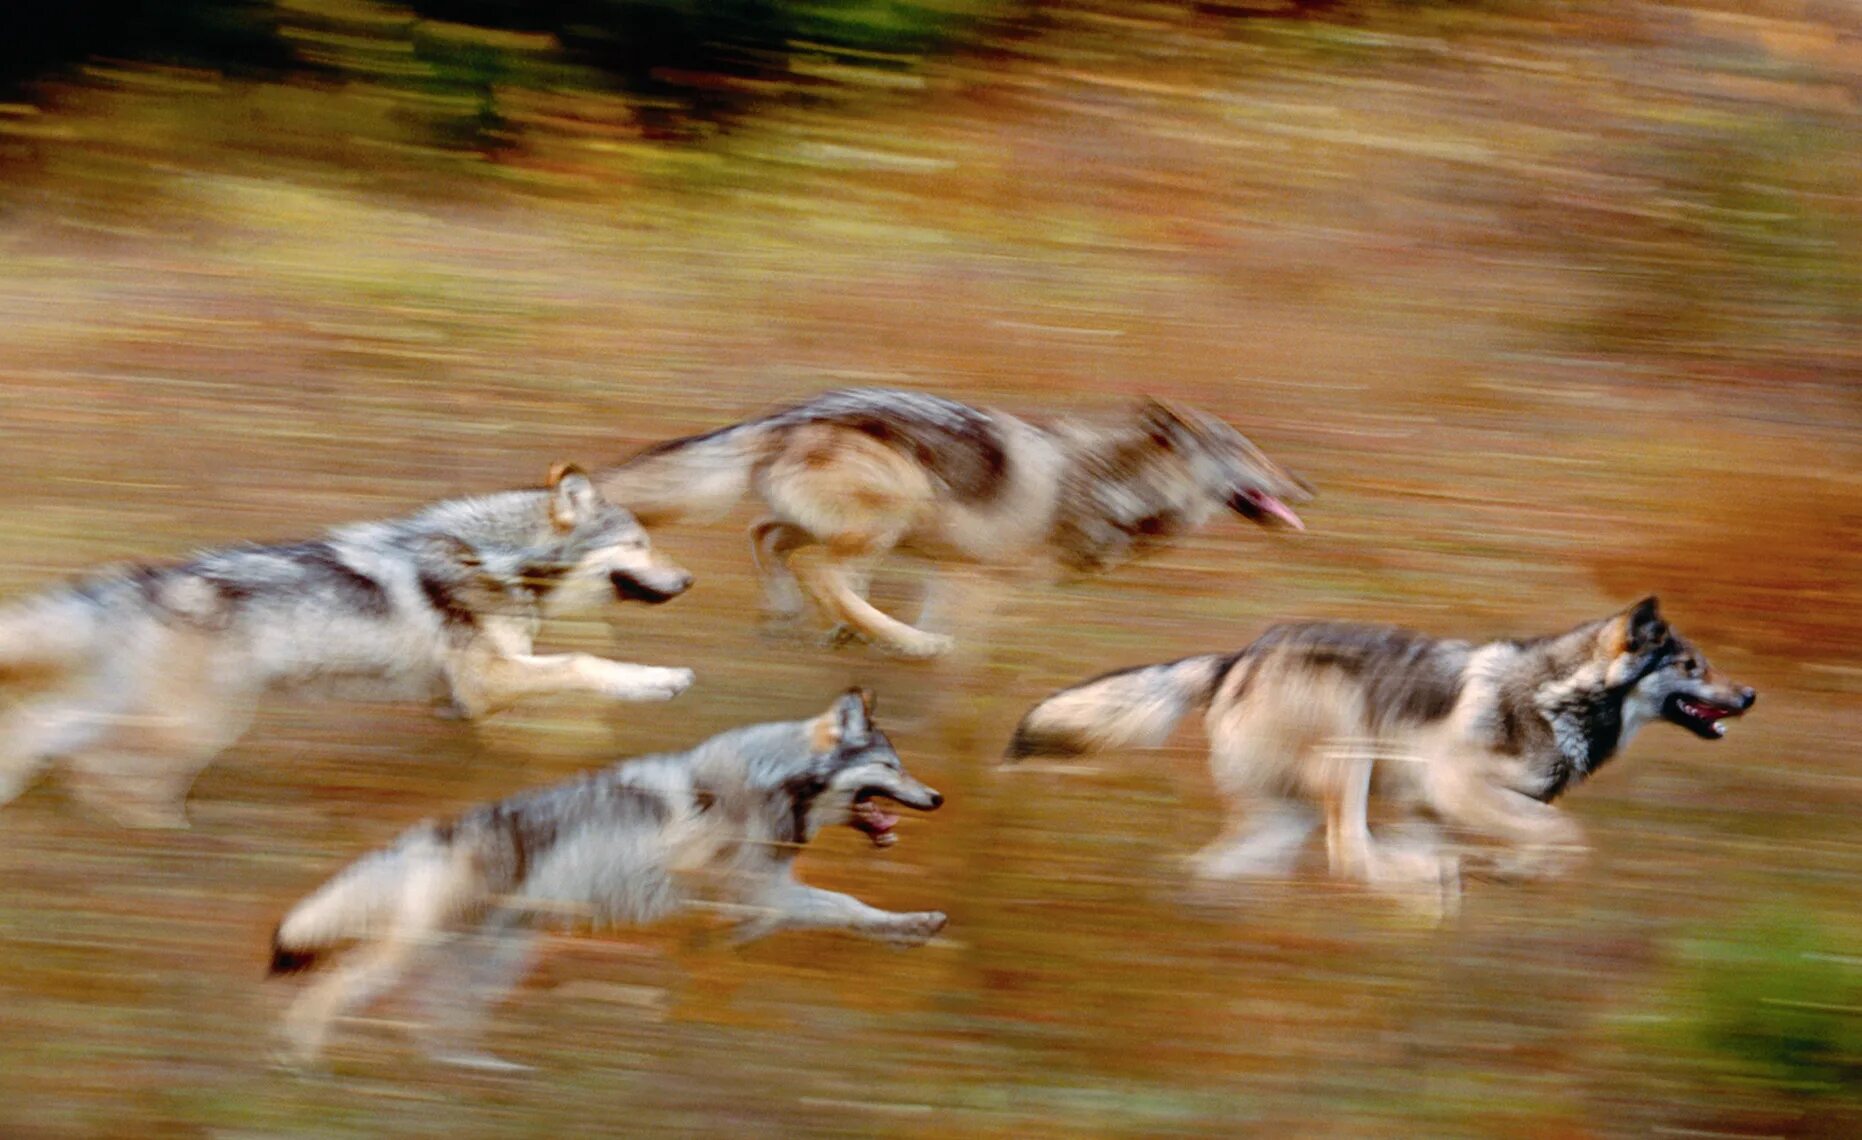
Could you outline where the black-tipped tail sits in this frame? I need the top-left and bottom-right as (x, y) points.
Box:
(268, 927), (321, 977)
(1003, 720), (1089, 763)
(1002, 653), (1234, 764)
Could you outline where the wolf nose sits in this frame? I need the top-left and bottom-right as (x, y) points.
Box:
(667, 571), (694, 595)
(1739, 687), (1756, 710)
(926, 791), (944, 810)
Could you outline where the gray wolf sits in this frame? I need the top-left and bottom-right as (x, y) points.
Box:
(597, 388), (1311, 659)
(268, 688), (946, 1070)
(0, 464), (695, 827)
(1005, 598), (1754, 903)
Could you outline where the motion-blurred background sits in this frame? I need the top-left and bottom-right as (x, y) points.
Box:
(0, 1), (1856, 1136)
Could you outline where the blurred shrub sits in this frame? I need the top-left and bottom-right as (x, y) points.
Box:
(1639, 911), (1862, 1102)
(0, 2), (292, 92)
(2, 1), (1018, 136)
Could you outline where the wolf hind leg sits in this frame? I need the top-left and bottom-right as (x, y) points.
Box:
(0, 698), (110, 810)
(1189, 799), (1318, 880)
(414, 914), (540, 1072)
(786, 544), (952, 659)
(59, 677), (258, 828)
(279, 932), (432, 1069)
(750, 518), (812, 621)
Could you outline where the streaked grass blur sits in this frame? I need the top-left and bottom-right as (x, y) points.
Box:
(0, 1), (1856, 1136)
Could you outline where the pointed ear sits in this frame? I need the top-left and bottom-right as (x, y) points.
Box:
(1137, 396), (1193, 447)
(832, 688), (872, 747)
(547, 462), (600, 531)
(1622, 595), (1668, 653)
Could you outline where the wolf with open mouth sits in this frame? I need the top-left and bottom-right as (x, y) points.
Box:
(269, 688), (946, 1071)
(1005, 597), (1755, 906)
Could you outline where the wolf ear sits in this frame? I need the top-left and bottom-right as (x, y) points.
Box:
(548, 462), (600, 531)
(831, 688), (872, 747)
(1137, 397), (1195, 448)
(1623, 595), (1668, 652)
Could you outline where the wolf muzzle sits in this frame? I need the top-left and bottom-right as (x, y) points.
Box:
(610, 570), (693, 605)
(1227, 488), (1305, 531)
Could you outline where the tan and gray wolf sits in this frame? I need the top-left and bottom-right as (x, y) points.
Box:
(268, 689), (946, 1070)
(1005, 598), (1754, 902)
(598, 388), (1311, 658)
(0, 464), (695, 827)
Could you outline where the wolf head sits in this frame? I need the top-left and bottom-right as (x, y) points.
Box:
(1137, 398), (1312, 533)
(794, 689), (942, 847)
(535, 463), (693, 613)
(1605, 597), (1756, 742)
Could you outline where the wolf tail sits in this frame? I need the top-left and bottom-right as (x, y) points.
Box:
(596, 422), (771, 526)
(1005, 653), (1236, 762)
(269, 829), (452, 975)
(0, 591), (103, 683)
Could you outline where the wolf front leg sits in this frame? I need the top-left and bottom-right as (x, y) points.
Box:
(446, 648), (694, 717)
(1420, 756), (1585, 881)
(735, 877), (946, 947)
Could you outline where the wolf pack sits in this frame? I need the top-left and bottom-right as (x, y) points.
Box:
(0, 386), (1756, 1072)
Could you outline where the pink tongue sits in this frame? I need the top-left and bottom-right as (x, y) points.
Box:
(1257, 494), (1305, 531)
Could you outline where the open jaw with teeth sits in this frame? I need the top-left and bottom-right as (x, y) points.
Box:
(850, 790), (904, 847)
(1664, 693), (1746, 738)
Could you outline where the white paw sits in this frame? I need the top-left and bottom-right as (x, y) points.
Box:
(886, 911), (948, 947)
(611, 666), (694, 702)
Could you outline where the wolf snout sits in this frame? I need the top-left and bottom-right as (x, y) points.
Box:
(611, 569), (692, 604)
(1227, 487), (1305, 531)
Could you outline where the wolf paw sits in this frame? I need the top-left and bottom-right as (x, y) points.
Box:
(817, 624), (861, 650)
(885, 911), (948, 947)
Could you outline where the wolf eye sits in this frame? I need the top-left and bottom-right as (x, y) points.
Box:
(1685, 658), (1701, 676)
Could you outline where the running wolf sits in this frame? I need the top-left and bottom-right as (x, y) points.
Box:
(268, 689), (946, 1070)
(0, 464), (695, 827)
(1005, 598), (1754, 898)
(597, 388), (1311, 659)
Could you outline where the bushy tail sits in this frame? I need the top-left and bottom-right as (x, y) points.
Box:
(1005, 654), (1235, 762)
(268, 835), (434, 975)
(0, 592), (102, 683)
(596, 423), (769, 526)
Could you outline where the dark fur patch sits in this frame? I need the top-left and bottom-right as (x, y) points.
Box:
(517, 559), (571, 602)
(777, 390), (1010, 504)
(1247, 623), (1468, 728)
(278, 541), (392, 616)
(776, 771), (829, 848)
(417, 570), (478, 630)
